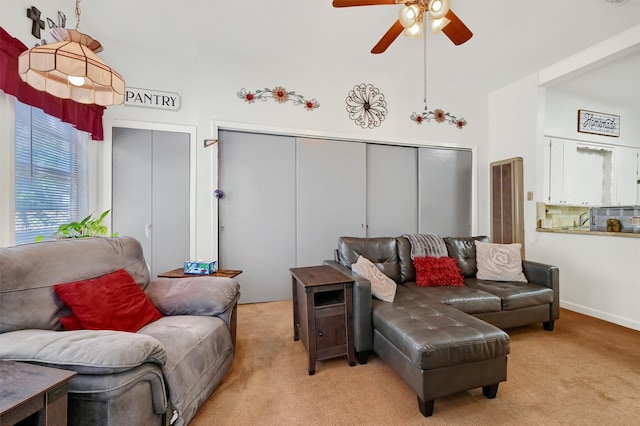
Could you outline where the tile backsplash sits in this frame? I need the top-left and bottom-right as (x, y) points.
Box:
(537, 203), (591, 228)
(537, 203), (640, 234)
(590, 206), (640, 233)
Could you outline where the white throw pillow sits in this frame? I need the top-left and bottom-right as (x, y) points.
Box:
(351, 255), (397, 302)
(475, 241), (527, 282)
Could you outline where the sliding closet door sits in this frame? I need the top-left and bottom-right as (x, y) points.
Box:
(418, 147), (472, 237)
(112, 128), (190, 278)
(151, 131), (190, 276)
(296, 138), (366, 267)
(366, 144), (418, 237)
(218, 130), (296, 303)
(113, 128), (152, 260)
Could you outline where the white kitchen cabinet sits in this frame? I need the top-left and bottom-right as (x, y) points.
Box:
(548, 138), (577, 204)
(547, 138), (614, 206)
(614, 146), (639, 206)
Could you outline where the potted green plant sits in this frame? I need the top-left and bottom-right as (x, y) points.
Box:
(36, 210), (118, 241)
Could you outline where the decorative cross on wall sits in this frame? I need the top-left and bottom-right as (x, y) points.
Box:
(27, 6), (45, 39)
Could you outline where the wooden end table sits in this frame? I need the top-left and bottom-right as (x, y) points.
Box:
(290, 265), (355, 375)
(0, 360), (77, 426)
(157, 268), (243, 279)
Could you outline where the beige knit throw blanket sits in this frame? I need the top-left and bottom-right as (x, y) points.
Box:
(402, 233), (448, 259)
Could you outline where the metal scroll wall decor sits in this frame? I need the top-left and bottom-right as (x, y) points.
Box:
(237, 86), (319, 111)
(345, 83), (388, 129)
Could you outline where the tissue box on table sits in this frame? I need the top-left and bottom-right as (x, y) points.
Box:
(183, 261), (218, 275)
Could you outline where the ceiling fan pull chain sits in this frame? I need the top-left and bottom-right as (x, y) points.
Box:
(75, 0), (81, 31)
(423, 15), (428, 111)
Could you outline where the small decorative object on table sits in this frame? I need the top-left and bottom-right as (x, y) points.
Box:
(183, 261), (218, 275)
(606, 218), (622, 232)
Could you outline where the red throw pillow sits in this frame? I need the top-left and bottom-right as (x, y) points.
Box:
(54, 269), (162, 332)
(60, 314), (84, 331)
(414, 256), (465, 287)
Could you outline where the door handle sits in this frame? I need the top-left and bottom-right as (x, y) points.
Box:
(145, 224), (152, 238)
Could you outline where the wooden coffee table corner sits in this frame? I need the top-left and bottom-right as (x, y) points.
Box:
(0, 360), (77, 426)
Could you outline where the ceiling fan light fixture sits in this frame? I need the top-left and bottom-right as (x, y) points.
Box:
(429, 0), (450, 20)
(430, 16), (450, 34)
(399, 4), (421, 28)
(404, 21), (423, 39)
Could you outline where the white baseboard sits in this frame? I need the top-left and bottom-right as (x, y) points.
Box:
(560, 300), (640, 331)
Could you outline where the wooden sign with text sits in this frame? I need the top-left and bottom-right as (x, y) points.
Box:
(125, 87), (181, 111)
(578, 109), (620, 137)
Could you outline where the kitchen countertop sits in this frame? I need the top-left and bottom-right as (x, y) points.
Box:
(536, 227), (640, 238)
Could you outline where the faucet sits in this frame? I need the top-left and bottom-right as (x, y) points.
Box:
(579, 211), (590, 227)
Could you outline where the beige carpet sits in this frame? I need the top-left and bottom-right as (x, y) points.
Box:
(191, 301), (640, 425)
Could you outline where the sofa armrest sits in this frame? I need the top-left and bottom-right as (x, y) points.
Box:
(522, 260), (560, 320)
(145, 277), (240, 317)
(323, 260), (373, 355)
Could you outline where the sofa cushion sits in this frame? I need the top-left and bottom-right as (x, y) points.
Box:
(54, 269), (163, 332)
(475, 241), (527, 282)
(372, 286), (510, 370)
(414, 256), (464, 287)
(395, 236), (416, 283)
(465, 279), (554, 310)
(404, 282), (502, 314)
(337, 237), (401, 283)
(0, 236), (150, 334)
(0, 329), (166, 374)
(351, 256), (397, 302)
(443, 236), (490, 277)
(145, 277), (240, 316)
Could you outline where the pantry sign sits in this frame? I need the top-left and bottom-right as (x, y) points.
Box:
(125, 87), (181, 111)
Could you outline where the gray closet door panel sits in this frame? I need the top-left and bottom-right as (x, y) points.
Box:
(366, 144), (418, 237)
(112, 128), (190, 278)
(296, 138), (366, 267)
(151, 131), (190, 278)
(418, 148), (472, 237)
(218, 130), (296, 304)
(112, 128), (153, 263)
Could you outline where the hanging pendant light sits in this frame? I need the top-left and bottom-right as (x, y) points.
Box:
(17, 0), (124, 106)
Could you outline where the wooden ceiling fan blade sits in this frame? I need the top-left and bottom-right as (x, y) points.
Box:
(441, 9), (473, 45)
(371, 20), (404, 54)
(333, 0), (399, 7)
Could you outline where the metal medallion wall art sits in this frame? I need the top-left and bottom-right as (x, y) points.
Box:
(237, 86), (319, 111)
(410, 109), (467, 129)
(345, 83), (387, 129)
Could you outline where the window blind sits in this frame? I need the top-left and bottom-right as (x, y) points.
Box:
(14, 99), (89, 244)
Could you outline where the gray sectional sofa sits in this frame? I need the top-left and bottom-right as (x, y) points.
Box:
(0, 236), (240, 426)
(324, 235), (559, 416)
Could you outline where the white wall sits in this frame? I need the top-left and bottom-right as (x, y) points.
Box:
(1, 1), (489, 260)
(545, 90), (640, 148)
(488, 30), (640, 331)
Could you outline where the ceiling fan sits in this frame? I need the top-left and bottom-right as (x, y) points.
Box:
(333, 0), (472, 54)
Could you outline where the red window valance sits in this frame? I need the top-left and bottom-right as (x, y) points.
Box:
(0, 26), (105, 141)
